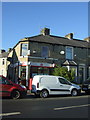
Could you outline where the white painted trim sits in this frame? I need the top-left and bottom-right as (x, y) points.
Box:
(19, 56), (28, 58)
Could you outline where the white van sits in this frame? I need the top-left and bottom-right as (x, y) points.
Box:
(31, 75), (81, 98)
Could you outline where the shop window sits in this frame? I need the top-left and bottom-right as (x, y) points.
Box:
(20, 66), (26, 80)
(66, 47), (73, 60)
(31, 67), (49, 78)
(41, 46), (49, 58)
(38, 67), (49, 75)
(21, 43), (28, 56)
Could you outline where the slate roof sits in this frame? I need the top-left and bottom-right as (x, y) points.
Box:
(21, 34), (89, 48)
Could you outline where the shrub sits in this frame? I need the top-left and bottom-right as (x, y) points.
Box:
(52, 66), (75, 82)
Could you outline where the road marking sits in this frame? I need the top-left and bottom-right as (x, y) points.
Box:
(54, 104), (90, 110)
(0, 112), (21, 117)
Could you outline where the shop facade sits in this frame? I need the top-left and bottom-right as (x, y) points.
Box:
(7, 28), (90, 87)
(12, 61), (55, 86)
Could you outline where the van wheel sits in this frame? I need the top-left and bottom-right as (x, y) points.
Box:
(11, 90), (21, 99)
(71, 89), (78, 96)
(40, 90), (49, 98)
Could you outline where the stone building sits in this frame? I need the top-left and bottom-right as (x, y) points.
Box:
(0, 49), (8, 77)
(7, 28), (90, 87)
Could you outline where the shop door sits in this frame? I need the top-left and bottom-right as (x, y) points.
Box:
(20, 66), (26, 86)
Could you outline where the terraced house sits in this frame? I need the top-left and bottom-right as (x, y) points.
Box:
(0, 49), (8, 77)
(6, 28), (90, 87)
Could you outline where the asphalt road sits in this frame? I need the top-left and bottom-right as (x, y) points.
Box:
(1, 94), (90, 119)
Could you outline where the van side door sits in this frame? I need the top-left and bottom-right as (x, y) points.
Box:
(58, 78), (72, 94)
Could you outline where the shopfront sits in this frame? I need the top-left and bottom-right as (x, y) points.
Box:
(15, 62), (55, 86)
(31, 66), (50, 78)
(30, 62), (55, 78)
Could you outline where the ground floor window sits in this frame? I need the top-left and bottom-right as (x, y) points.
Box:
(31, 67), (49, 78)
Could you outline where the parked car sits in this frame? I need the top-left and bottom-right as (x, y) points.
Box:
(0, 75), (27, 99)
(31, 75), (81, 98)
(82, 77), (90, 94)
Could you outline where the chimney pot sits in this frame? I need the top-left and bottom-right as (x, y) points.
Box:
(40, 28), (50, 35)
(84, 37), (90, 42)
(8, 48), (12, 53)
(65, 33), (73, 39)
(0, 49), (6, 54)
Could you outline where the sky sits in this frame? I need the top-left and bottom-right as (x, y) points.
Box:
(1, 1), (89, 51)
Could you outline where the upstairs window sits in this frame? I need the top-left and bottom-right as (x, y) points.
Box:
(21, 43), (28, 56)
(2, 59), (5, 65)
(41, 46), (49, 58)
(66, 46), (73, 60)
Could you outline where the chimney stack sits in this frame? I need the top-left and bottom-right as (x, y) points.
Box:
(65, 33), (73, 39)
(0, 49), (6, 54)
(40, 28), (50, 35)
(84, 37), (90, 42)
(8, 48), (12, 53)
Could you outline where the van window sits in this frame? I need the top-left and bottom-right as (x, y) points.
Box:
(40, 77), (57, 84)
(59, 78), (71, 85)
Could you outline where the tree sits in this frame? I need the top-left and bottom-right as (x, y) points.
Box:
(52, 66), (75, 82)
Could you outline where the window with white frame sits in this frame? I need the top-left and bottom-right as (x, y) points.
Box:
(21, 43), (28, 56)
(66, 46), (73, 60)
(41, 46), (49, 58)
